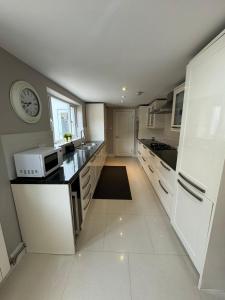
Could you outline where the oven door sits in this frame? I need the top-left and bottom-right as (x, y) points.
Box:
(43, 151), (60, 176)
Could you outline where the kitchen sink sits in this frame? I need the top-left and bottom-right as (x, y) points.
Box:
(76, 142), (96, 151)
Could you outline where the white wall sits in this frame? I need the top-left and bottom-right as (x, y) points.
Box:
(138, 113), (180, 147)
(0, 47), (85, 255)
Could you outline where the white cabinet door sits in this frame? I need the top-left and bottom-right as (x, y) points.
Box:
(114, 110), (135, 156)
(0, 224), (10, 280)
(173, 179), (213, 273)
(171, 83), (185, 130)
(177, 34), (225, 201)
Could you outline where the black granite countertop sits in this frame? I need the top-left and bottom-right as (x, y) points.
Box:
(138, 139), (177, 171)
(11, 141), (104, 185)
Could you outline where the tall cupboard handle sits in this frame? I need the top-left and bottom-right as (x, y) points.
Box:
(142, 156), (146, 162)
(160, 161), (171, 171)
(177, 179), (203, 202)
(83, 184), (91, 199)
(84, 195), (92, 210)
(82, 175), (91, 190)
(81, 167), (90, 178)
(143, 145), (147, 149)
(149, 151), (155, 157)
(158, 180), (168, 194)
(178, 172), (205, 193)
(148, 165), (154, 173)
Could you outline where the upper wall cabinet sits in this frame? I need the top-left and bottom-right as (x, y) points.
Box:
(147, 101), (164, 129)
(171, 83), (185, 130)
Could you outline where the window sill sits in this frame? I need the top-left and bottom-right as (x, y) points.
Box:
(54, 138), (81, 148)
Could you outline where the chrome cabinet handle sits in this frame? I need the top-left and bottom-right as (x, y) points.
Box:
(149, 151), (155, 157)
(160, 161), (171, 171)
(177, 179), (203, 202)
(84, 194), (92, 210)
(148, 165), (154, 173)
(81, 167), (90, 178)
(142, 156), (146, 162)
(178, 172), (205, 193)
(143, 145), (147, 149)
(159, 180), (168, 194)
(82, 175), (91, 190)
(83, 184), (91, 199)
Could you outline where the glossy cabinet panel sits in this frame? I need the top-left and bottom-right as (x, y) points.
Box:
(177, 34), (225, 201)
(173, 179), (213, 273)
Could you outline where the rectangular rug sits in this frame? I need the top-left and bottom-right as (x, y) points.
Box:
(93, 166), (132, 200)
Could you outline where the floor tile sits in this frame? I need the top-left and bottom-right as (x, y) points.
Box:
(129, 253), (202, 300)
(103, 214), (154, 253)
(145, 214), (186, 255)
(0, 254), (73, 300)
(62, 251), (131, 300)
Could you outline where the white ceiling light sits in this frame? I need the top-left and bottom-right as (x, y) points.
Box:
(122, 86), (127, 92)
(121, 95), (126, 99)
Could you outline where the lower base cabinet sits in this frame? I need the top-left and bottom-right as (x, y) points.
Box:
(172, 178), (213, 273)
(138, 141), (175, 219)
(79, 145), (106, 223)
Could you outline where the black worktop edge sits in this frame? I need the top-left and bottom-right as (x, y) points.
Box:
(137, 138), (177, 171)
(11, 141), (105, 185)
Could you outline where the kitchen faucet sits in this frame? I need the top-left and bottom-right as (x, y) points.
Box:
(80, 129), (86, 146)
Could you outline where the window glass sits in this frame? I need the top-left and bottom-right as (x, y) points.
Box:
(50, 97), (78, 144)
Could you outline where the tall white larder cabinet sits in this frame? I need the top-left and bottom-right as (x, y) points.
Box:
(0, 224), (10, 282)
(172, 32), (225, 275)
(86, 103), (106, 141)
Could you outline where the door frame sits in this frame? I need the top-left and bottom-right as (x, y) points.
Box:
(113, 109), (135, 156)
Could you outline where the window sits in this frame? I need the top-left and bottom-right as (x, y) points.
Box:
(50, 96), (78, 144)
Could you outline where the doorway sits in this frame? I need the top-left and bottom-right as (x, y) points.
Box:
(113, 109), (135, 156)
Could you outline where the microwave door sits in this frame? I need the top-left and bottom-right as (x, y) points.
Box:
(44, 152), (59, 176)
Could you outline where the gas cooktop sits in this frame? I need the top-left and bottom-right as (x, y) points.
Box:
(149, 142), (174, 151)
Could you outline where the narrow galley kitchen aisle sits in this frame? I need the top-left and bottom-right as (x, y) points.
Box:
(1, 157), (224, 300)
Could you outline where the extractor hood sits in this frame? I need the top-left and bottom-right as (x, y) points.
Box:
(149, 92), (173, 114)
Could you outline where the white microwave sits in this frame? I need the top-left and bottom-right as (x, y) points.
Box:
(14, 147), (62, 178)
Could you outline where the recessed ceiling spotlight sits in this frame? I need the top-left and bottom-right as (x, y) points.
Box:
(136, 91), (144, 96)
(121, 95), (126, 99)
(122, 86), (127, 91)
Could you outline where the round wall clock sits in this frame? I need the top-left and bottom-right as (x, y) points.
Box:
(10, 80), (42, 123)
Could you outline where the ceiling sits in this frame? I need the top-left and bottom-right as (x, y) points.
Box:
(0, 1), (225, 107)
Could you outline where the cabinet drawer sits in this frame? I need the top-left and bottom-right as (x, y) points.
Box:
(80, 164), (91, 179)
(156, 159), (175, 191)
(173, 178), (213, 273)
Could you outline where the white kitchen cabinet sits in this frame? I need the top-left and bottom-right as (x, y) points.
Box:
(0, 224), (10, 282)
(137, 140), (175, 218)
(171, 83), (185, 130)
(138, 106), (148, 129)
(146, 101), (164, 129)
(173, 32), (225, 277)
(173, 178), (213, 273)
(86, 103), (106, 141)
(176, 34), (225, 202)
(79, 144), (106, 222)
(11, 184), (76, 255)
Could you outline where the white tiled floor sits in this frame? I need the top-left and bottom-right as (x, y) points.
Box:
(0, 157), (224, 300)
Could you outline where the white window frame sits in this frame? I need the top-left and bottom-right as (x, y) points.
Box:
(49, 95), (79, 145)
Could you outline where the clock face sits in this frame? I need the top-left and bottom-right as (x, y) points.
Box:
(10, 81), (42, 123)
(20, 88), (40, 117)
